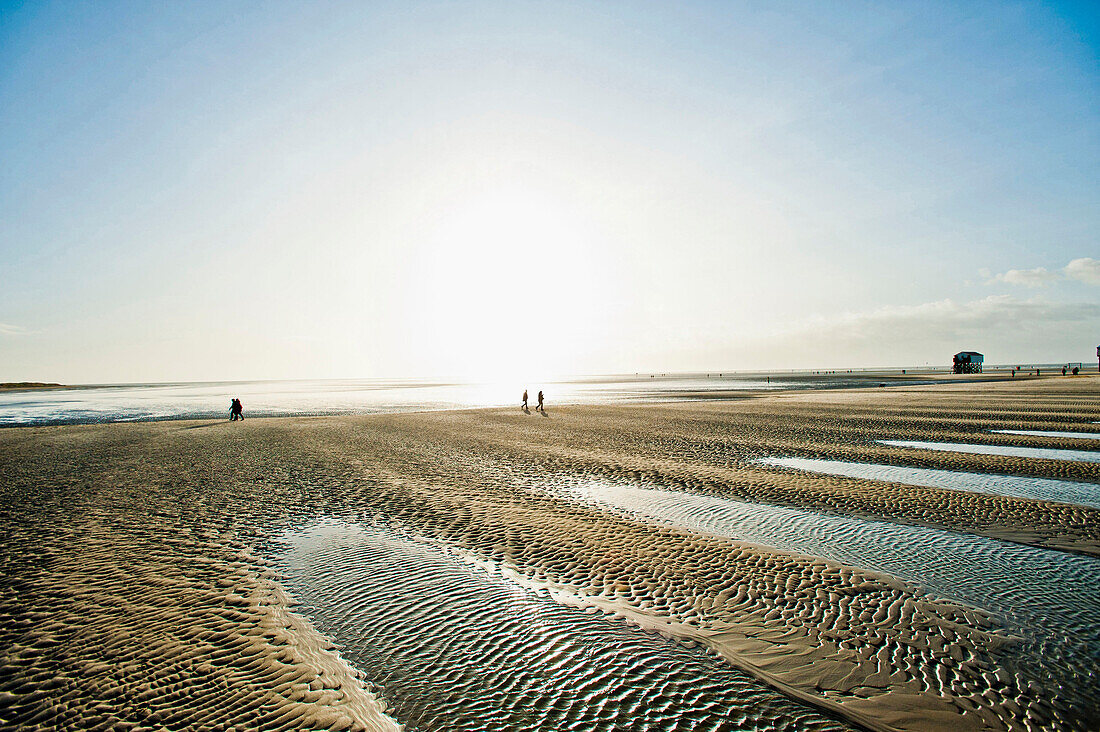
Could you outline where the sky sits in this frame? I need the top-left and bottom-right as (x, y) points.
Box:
(1, 1), (1098, 383)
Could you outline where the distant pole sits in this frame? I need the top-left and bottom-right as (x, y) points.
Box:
(1096, 345), (1099, 373)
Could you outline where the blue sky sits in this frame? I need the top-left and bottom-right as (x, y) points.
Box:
(1, 1), (1098, 382)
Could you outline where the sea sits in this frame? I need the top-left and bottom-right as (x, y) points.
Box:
(0, 370), (943, 427)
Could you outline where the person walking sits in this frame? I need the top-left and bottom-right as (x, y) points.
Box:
(522, 390), (528, 411)
(536, 390), (544, 413)
(230, 398), (244, 421)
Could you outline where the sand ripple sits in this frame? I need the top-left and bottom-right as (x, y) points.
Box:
(547, 476), (1100, 710)
(277, 519), (854, 732)
(2, 376), (1098, 732)
(0, 448), (398, 730)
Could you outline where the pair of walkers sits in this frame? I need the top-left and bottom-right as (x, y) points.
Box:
(229, 398), (244, 421)
(521, 389), (544, 413)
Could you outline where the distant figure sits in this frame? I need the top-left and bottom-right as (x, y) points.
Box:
(1072, 366), (1080, 375)
(1063, 366), (1068, 376)
(230, 398), (244, 421)
(522, 390), (528, 411)
(536, 390), (544, 413)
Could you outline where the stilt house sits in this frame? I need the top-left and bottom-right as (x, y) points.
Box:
(952, 351), (983, 374)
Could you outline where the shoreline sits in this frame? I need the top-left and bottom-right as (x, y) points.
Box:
(2, 377), (1097, 731)
(3, 371), (1095, 430)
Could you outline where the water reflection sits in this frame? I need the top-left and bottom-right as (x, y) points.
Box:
(275, 519), (853, 732)
(757, 456), (1100, 508)
(0, 373), (894, 427)
(879, 440), (1100, 463)
(550, 478), (1100, 713)
(991, 429), (1100, 440)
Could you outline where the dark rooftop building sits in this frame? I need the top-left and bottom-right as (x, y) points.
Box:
(953, 351), (984, 374)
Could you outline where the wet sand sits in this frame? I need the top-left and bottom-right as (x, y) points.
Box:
(1, 376), (1097, 731)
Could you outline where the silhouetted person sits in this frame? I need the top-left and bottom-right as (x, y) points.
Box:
(230, 398), (244, 421)
(1062, 366), (1067, 376)
(522, 390), (528, 411)
(536, 390), (544, 413)
(229, 399), (237, 421)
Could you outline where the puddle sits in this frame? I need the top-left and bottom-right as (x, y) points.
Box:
(991, 429), (1100, 440)
(879, 440), (1100, 463)
(550, 478), (1100, 715)
(757, 456), (1100, 509)
(275, 520), (853, 732)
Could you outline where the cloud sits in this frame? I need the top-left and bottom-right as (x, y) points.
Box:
(1065, 258), (1100, 285)
(982, 257), (1100, 288)
(787, 295), (1097, 344)
(0, 322), (26, 336)
(983, 267), (1058, 287)
(698, 294), (1097, 369)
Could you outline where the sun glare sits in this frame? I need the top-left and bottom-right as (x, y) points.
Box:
(413, 188), (605, 380)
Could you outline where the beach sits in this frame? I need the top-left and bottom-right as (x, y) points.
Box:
(1, 376), (1098, 731)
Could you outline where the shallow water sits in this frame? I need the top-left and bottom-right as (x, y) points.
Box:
(991, 429), (1100, 440)
(275, 520), (853, 732)
(0, 372), (921, 426)
(548, 478), (1100, 710)
(880, 439), (1100, 463)
(757, 456), (1100, 509)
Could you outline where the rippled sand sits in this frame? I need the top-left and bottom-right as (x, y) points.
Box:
(278, 520), (856, 732)
(1, 376), (1097, 731)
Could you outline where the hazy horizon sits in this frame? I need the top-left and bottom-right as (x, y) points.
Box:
(4, 359), (1093, 390)
(3, 1), (1098, 383)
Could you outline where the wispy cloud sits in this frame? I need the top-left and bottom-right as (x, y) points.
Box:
(1065, 258), (1100, 285)
(982, 267), (1058, 287)
(0, 322), (26, 336)
(789, 295), (1097, 343)
(711, 294), (1098, 368)
(983, 257), (1100, 288)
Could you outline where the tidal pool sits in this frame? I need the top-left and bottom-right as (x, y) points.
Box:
(879, 439), (1100, 463)
(547, 476), (1100, 725)
(756, 456), (1100, 509)
(275, 520), (854, 732)
(990, 429), (1100, 440)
